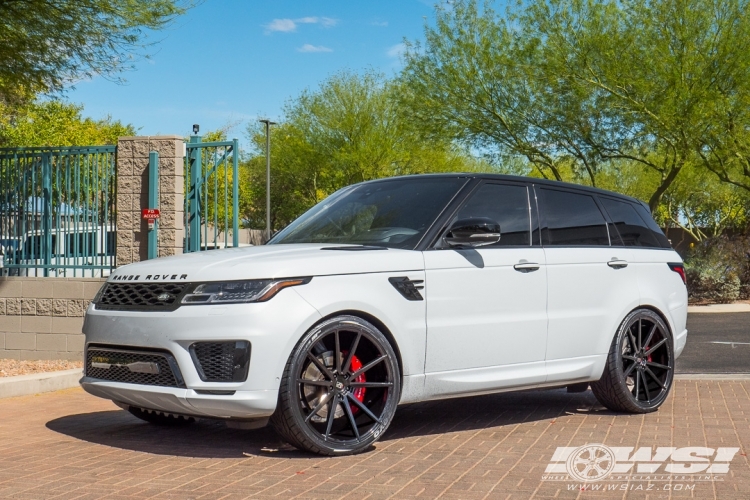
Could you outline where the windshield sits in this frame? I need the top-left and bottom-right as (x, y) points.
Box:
(269, 177), (467, 249)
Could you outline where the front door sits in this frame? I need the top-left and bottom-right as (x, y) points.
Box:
(424, 182), (548, 397)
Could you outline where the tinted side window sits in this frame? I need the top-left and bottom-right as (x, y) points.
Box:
(600, 197), (661, 247)
(454, 183), (531, 246)
(632, 203), (671, 248)
(540, 188), (609, 246)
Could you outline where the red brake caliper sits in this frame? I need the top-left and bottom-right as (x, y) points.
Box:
(349, 355), (366, 413)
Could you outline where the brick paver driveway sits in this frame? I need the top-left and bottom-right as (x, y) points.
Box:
(2, 381), (750, 499)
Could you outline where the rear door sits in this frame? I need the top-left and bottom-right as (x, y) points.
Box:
(599, 196), (687, 330)
(537, 186), (639, 381)
(424, 181), (548, 394)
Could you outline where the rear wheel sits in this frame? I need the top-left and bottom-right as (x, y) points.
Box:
(591, 309), (674, 413)
(271, 315), (401, 456)
(127, 406), (196, 425)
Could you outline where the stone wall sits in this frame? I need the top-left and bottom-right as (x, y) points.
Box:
(0, 135), (189, 362)
(116, 136), (185, 264)
(0, 277), (105, 361)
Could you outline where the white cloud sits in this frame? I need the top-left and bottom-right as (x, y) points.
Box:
(387, 43), (406, 58)
(371, 21), (389, 27)
(266, 18), (297, 32)
(319, 17), (338, 27)
(297, 44), (333, 53)
(265, 16), (338, 33)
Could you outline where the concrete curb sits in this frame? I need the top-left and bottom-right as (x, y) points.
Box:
(675, 373), (750, 380)
(688, 303), (750, 313)
(0, 368), (82, 399)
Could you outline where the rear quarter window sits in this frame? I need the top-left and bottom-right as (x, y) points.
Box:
(599, 197), (664, 248)
(632, 203), (671, 248)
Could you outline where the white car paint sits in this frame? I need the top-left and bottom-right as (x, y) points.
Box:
(80, 175), (688, 423)
(544, 246), (641, 361)
(422, 247), (548, 398)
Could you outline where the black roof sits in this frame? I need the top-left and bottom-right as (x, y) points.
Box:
(362, 173), (648, 209)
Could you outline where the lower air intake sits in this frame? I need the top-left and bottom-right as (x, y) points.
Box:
(190, 341), (251, 382)
(85, 345), (185, 388)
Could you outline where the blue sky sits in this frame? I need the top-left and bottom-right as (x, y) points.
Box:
(66, 0), (440, 142)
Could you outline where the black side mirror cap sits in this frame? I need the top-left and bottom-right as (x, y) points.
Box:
(444, 217), (501, 247)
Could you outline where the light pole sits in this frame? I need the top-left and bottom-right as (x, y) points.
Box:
(259, 119), (276, 241)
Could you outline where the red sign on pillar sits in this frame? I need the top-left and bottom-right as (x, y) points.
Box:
(142, 208), (160, 227)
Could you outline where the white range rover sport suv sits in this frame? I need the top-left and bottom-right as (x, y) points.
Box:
(81, 174), (688, 455)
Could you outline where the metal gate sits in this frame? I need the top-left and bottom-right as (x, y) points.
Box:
(0, 146), (117, 276)
(184, 136), (240, 252)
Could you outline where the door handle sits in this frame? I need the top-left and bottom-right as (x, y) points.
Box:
(514, 262), (540, 272)
(607, 258), (628, 269)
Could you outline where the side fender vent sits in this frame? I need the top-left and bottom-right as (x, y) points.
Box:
(388, 277), (425, 301)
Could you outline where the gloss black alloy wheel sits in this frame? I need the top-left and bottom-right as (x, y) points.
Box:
(591, 309), (674, 413)
(271, 315), (401, 455)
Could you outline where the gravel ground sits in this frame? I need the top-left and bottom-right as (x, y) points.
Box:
(0, 359), (82, 377)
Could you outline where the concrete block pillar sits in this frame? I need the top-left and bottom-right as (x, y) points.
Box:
(116, 136), (185, 265)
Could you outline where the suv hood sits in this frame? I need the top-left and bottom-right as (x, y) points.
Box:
(108, 244), (424, 283)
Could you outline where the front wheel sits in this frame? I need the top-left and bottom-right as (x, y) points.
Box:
(271, 315), (401, 456)
(591, 309), (674, 413)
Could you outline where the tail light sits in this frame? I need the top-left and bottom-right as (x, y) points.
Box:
(668, 263), (686, 285)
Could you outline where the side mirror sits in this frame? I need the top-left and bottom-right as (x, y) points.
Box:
(444, 217), (501, 247)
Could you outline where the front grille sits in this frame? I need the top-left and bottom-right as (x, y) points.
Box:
(95, 282), (189, 311)
(190, 341), (251, 382)
(86, 345), (185, 388)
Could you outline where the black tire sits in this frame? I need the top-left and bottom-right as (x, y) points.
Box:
(127, 406), (196, 425)
(271, 315), (401, 456)
(591, 309), (674, 413)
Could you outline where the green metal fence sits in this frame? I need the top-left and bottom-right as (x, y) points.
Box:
(0, 146), (117, 277)
(184, 136), (240, 252)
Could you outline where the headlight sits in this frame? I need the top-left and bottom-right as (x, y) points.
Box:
(181, 277), (311, 305)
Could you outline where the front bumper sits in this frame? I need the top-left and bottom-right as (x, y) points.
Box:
(80, 378), (279, 418)
(81, 288), (322, 419)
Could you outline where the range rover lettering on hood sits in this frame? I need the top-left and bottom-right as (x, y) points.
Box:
(111, 274), (188, 282)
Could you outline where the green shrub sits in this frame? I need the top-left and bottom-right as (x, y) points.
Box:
(685, 234), (750, 303)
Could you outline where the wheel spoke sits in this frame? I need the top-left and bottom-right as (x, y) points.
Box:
(649, 338), (668, 352)
(635, 371), (641, 401)
(640, 371), (651, 402)
(342, 395), (360, 440)
(297, 379), (333, 387)
(349, 354), (388, 380)
(342, 332), (361, 374)
(304, 392), (331, 423)
(626, 328), (638, 354)
(622, 354), (637, 361)
(637, 318), (642, 351)
(307, 353), (334, 380)
(623, 362), (637, 378)
(334, 330), (342, 374)
(645, 366), (667, 390)
(346, 393), (382, 424)
(646, 361), (671, 371)
(349, 381), (394, 388)
(643, 324), (657, 351)
(324, 393), (340, 441)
